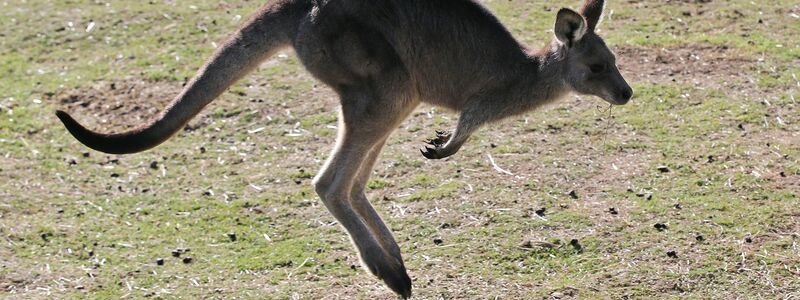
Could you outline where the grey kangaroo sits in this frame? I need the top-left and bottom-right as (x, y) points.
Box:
(56, 0), (632, 297)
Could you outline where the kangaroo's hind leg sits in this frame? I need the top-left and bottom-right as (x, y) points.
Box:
(313, 86), (418, 299)
(349, 96), (420, 269)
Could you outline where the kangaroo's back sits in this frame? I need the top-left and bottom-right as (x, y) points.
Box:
(326, 0), (533, 107)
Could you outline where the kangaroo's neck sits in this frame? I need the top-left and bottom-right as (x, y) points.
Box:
(509, 42), (571, 113)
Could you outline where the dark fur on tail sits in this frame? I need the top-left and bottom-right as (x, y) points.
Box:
(56, 0), (308, 154)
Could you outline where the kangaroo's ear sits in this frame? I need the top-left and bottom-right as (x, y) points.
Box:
(581, 0), (605, 31)
(554, 8), (587, 47)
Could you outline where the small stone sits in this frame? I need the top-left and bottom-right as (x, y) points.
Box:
(156, 258), (165, 266)
(695, 235), (704, 242)
(667, 250), (678, 258)
(608, 207), (619, 215)
(674, 203), (682, 210)
(149, 161), (159, 169)
(82, 152), (91, 158)
(433, 238), (444, 245)
(657, 166), (670, 173)
(182, 257), (193, 264)
(745, 237), (752, 243)
(227, 232), (237, 242)
(654, 223), (668, 231)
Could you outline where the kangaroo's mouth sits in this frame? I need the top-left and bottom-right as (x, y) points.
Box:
(599, 93), (629, 105)
(599, 88), (633, 105)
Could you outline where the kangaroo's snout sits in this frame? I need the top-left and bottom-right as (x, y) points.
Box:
(612, 85), (633, 105)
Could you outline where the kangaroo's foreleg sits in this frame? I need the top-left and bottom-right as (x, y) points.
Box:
(314, 88), (417, 299)
(421, 107), (488, 159)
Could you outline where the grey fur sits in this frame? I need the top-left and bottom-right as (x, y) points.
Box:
(56, 0), (631, 297)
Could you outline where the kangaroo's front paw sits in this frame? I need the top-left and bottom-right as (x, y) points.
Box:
(421, 130), (452, 160)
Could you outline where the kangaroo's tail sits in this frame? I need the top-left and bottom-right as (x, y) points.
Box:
(56, 1), (309, 154)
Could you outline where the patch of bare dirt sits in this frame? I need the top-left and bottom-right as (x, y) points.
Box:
(50, 79), (182, 132)
(616, 45), (756, 86)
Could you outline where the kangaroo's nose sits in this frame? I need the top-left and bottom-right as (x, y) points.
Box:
(620, 87), (633, 102)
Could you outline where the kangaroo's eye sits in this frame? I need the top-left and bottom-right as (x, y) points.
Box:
(589, 64), (606, 74)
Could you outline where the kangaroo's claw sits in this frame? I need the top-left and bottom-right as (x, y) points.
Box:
(379, 262), (413, 299)
(360, 246), (413, 299)
(421, 130), (454, 159)
(425, 130), (452, 147)
(421, 146), (442, 159)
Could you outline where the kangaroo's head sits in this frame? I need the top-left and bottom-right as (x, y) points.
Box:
(553, 0), (633, 105)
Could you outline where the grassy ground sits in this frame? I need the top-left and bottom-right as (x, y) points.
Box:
(1, 0), (798, 299)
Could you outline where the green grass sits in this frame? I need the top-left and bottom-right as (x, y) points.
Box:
(2, 0), (799, 299)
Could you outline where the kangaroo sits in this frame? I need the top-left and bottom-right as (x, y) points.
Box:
(56, 0), (632, 298)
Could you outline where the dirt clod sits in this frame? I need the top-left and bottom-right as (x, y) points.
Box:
(568, 190), (579, 199)
(227, 232), (237, 242)
(657, 166), (670, 173)
(535, 208), (546, 217)
(172, 248), (188, 257)
(149, 161), (159, 169)
(667, 250), (678, 258)
(182, 257), (193, 264)
(654, 223), (668, 231)
(433, 238), (444, 245)
(156, 258), (165, 266)
(569, 239), (583, 252)
(608, 207), (619, 215)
